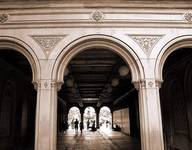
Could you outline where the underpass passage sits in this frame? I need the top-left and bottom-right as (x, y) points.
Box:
(57, 129), (140, 150)
(57, 48), (141, 150)
(0, 50), (36, 150)
(160, 48), (192, 150)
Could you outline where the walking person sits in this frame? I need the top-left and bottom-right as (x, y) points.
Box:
(80, 122), (84, 133)
(74, 119), (79, 132)
(87, 119), (90, 130)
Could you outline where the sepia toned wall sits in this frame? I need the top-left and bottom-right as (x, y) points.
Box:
(113, 108), (130, 135)
(0, 1), (192, 150)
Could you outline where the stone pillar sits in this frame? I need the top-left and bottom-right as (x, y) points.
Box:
(134, 79), (164, 150)
(95, 108), (100, 129)
(34, 80), (61, 150)
(80, 109), (84, 124)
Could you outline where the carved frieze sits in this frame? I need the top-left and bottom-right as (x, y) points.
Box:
(0, 13), (8, 23)
(133, 79), (162, 90)
(130, 35), (163, 57)
(31, 35), (65, 58)
(33, 80), (63, 91)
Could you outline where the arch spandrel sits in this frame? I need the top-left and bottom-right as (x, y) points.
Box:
(155, 35), (192, 82)
(52, 34), (144, 84)
(0, 36), (41, 83)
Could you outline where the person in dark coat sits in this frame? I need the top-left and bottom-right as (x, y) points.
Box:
(80, 122), (84, 133)
(74, 119), (79, 132)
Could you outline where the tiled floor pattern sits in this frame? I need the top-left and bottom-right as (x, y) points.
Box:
(57, 129), (140, 150)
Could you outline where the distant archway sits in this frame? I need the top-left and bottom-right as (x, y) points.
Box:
(68, 107), (81, 129)
(99, 106), (112, 129)
(84, 107), (96, 130)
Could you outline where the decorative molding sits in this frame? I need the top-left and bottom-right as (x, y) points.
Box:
(130, 35), (163, 57)
(0, 13), (8, 23)
(32, 81), (41, 90)
(91, 10), (104, 22)
(33, 80), (63, 91)
(148, 81), (154, 88)
(133, 79), (162, 90)
(31, 35), (66, 58)
(184, 12), (192, 23)
(133, 80), (146, 90)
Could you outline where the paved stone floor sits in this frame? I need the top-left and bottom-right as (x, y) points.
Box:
(57, 129), (141, 150)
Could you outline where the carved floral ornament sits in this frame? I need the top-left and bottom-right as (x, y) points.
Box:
(184, 12), (192, 23)
(0, 13), (9, 23)
(91, 10), (104, 22)
(130, 35), (163, 57)
(33, 80), (63, 91)
(31, 35), (65, 58)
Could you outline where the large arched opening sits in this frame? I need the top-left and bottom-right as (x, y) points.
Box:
(157, 39), (192, 150)
(55, 35), (142, 150)
(0, 46), (38, 150)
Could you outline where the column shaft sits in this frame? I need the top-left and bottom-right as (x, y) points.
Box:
(135, 80), (164, 150)
(34, 80), (58, 150)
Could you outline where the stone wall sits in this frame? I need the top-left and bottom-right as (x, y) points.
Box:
(113, 108), (130, 135)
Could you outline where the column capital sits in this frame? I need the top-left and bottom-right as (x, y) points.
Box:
(32, 79), (63, 91)
(133, 79), (163, 90)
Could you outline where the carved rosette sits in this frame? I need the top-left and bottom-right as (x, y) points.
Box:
(0, 13), (9, 23)
(91, 10), (104, 22)
(31, 35), (65, 58)
(184, 12), (192, 23)
(130, 35), (163, 57)
(134, 79), (162, 90)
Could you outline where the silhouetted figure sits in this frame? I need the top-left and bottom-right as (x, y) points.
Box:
(87, 119), (90, 130)
(91, 120), (97, 131)
(74, 119), (79, 132)
(62, 121), (68, 133)
(113, 124), (121, 131)
(80, 122), (84, 133)
(106, 120), (109, 128)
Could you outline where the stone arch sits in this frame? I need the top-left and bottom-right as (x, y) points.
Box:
(52, 34), (144, 84)
(0, 36), (41, 83)
(155, 35), (192, 82)
(99, 106), (111, 113)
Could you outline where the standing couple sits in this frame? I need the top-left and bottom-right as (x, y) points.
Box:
(74, 119), (84, 133)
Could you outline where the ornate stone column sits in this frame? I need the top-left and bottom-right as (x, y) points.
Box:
(134, 79), (164, 150)
(34, 80), (62, 150)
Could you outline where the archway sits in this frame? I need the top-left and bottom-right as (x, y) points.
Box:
(68, 107), (81, 129)
(158, 42), (192, 150)
(84, 107), (96, 130)
(56, 35), (142, 150)
(99, 106), (112, 129)
(0, 49), (37, 150)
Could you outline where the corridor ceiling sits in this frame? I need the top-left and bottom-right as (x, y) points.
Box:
(58, 49), (134, 105)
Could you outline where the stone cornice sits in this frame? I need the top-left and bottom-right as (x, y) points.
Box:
(0, 1), (192, 9)
(0, 8), (191, 29)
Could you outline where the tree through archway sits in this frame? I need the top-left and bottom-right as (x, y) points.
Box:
(99, 106), (112, 129)
(84, 107), (96, 130)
